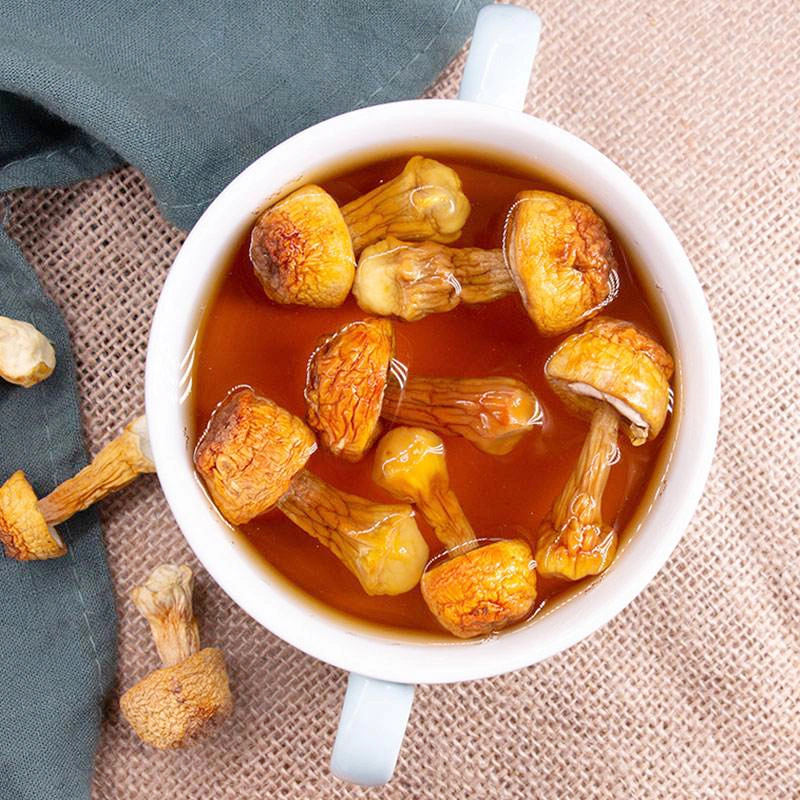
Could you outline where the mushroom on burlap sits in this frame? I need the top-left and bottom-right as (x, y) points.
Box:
(120, 564), (232, 749)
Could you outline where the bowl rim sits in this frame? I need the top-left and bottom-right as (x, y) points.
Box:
(145, 97), (720, 684)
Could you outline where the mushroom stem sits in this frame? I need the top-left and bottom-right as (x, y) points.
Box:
(276, 469), (429, 596)
(37, 416), (155, 525)
(353, 238), (515, 321)
(550, 403), (619, 529)
(340, 156), (471, 255)
(131, 564), (201, 668)
(382, 374), (541, 456)
(535, 403), (619, 580)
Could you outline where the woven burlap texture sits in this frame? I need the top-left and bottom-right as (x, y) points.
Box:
(5, 0), (799, 797)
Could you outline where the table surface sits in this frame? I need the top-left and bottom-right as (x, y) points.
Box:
(6, 1), (799, 797)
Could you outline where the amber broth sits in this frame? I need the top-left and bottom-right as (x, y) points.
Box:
(192, 153), (671, 635)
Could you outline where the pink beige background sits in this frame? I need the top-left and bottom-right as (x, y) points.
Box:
(5, 0), (799, 797)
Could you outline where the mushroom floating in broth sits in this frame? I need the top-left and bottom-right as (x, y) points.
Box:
(535, 317), (674, 580)
(373, 426), (536, 638)
(305, 317), (541, 460)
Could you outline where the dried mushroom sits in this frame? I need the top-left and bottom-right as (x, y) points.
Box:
(504, 190), (618, 336)
(194, 388), (317, 525)
(536, 317), (674, 580)
(341, 156), (471, 255)
(353, 237), (514, 321)
(120, 564), (232, 749)
(0, 315), (56, 387)
(374, 426), (536, 638)
(195, 388), (428, 595)
(0, 471), (66, 560)
(305, 318), (540, 459)
(278, 470), (428, 596)
(250, 184), (356, 307)
(0, 416), (155, 560)
(305, 318), (394, 462)
(382, 374), (541, 456)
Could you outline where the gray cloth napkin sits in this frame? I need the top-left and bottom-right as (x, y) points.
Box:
(0, 2), (482, 798)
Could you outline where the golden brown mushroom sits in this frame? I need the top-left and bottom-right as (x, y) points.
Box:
(341, 156), (471, 255)
(249, 157), (470, 308)
(120, 564), (232, 749)
(504, 190), (619, 336)
(0, 315), (56, 387)
(194, 387), (428, 595)
(382, 374), (541, 456)
(249, 184), (356, 308)
(353, 237), (514, 321)
(0, 416), (155, 560)
(535, 317), (674, 580)
(374, 426), (536, 638)
(305, 317), (541, 460)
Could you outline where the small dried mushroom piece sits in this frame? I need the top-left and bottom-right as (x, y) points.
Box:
(374, 426), (536, 638)
(194, 387), (317, 524)
(353, 237), (515, 321)
(305, 317), (540, 459)
(249, 184), (356, 307)
(0, 416), (155, 561)
(504, 190), (618, 336)
(120, 564), (232, 749)
(340, 156), (471, 255)
(382, 375), (542, 456)
(305, 317), (394, 462)
(194, 388), (428, 595)
(536, 317), (674, 581)
(0, 471), (65, 560)
(0, 315), (56, 387)
(277, 470), (428, 596)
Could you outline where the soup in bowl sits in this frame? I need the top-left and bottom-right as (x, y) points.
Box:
(145, 4), (719, 787)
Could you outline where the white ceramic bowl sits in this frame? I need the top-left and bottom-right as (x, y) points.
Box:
(145, 5), (719, 786)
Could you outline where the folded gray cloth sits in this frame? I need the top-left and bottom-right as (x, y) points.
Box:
(0, 2), (482, 797)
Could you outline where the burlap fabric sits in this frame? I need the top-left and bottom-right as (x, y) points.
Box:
(4, 1), (799, 796)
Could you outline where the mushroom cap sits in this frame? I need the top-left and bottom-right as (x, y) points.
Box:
(249, 184), (355, 307)
(0, 471), (65, 560)
(194, 387), (317, 525)
(421, 539), (537, 639)
(372, 425), (446, 502)
(546, 316), (675, 445)
(305, 318), (395, 461)
(120, 647), (232, 749)
(503, 190), (618, 336)
(0, 315), (56, 387)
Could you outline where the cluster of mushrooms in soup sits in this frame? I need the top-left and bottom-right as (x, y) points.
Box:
(192, 153), (674, 639)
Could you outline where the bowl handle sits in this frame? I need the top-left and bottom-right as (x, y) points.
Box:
(458, 4), (541, 112)
(330, 673), (415, 786)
